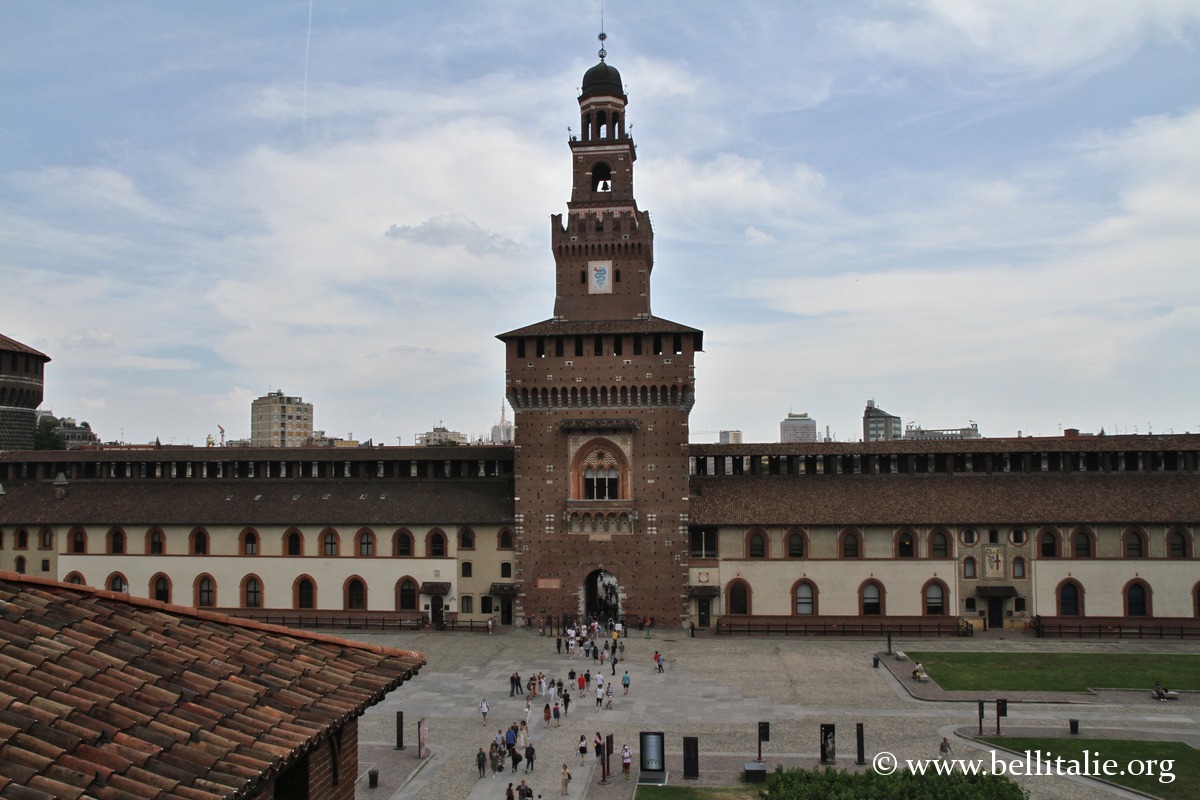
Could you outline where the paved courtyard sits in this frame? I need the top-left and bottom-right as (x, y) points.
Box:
(349, 628), (1197, 800)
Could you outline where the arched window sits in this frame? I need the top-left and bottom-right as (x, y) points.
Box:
(963, 557), (977, 579)
(345, 578), (366, 610)
(358, 530), (375, 557)
(786, 530), (806, 558)
(286, 530), (303, 556)
(1073, 530), (1092, 558)
(71, 528), (87, 554)
(923, 581), (946, 615)
(861, 581), (884, 615)
(38, 528), (52, 549)
(727, 580), (750, 615)
(243, 530), (258, 556)
(794, 581), (817, 615)
(747, 530), (767, 559)
(429, 531), (446, 558)
(192, 529), (208, 555)
(1124, 529), (1146, 558)
(1013, 556), (1027, 578)
(1125, 581), (1150, 617)
(577, 446), (623, 500)
(66, 572), (85, 585)
(930, 531), (949, 558)
(1168, 529), (1191, 559)
(243, 576), (262, 609)
(462, 562), (473, 578)
(498, 529), (514, 550)
(15, 556), (25, 574)
(196, 576), (215, 607)
(459, 529), (475, 550)
(296, 577), (315, 609)
(109, 529), (125, 554)
(1040, 531), (1057, 558)
(394, 530), (413, 557)
(398, 579), (417, 611)
(501, 562), (512, 578)
(897, 531), (915, 558)
(322, 530), (339, 557)
(16, 529), (28, 549)
(152, 574), (171, 603)
(109, 573), (128, 593)
(148, 530), (164, 555)
(1058, 581), (1083, 616)
(840, 529), (861, 559)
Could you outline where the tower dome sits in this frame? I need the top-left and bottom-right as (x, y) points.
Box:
(580, 60), (624, 100)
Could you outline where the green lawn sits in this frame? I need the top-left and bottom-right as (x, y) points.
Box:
(978, 737), (1199, 800)
(905, 651), (1200, 693)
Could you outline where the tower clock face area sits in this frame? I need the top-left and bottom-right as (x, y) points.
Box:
(498, 40), (702, 629)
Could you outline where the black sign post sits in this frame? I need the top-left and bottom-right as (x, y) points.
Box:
(395, 710), (405, 750)
(757, 721), (769, 762)
(683, 736), (699, 779)
(820, 724), (836, 764)
(977, 699), (984, 735)
(855, 722), (866, 765)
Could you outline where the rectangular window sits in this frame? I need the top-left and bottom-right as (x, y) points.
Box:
(481, 596), (494, 614)
(689, 527), (717, 558)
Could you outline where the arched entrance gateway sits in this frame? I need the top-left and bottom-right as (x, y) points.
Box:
(584, 568), (621, 625)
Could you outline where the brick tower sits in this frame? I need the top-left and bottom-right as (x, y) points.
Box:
(498, 36), (703, 631)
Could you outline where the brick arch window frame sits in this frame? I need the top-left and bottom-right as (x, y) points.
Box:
(1123, 578), (1152, 617)
(895, 528), (917, 559)
(570, 438), (629, 501)
(744, 528), (769, 559)
(107, 572), (129, 593)
(321, 528), (341, 557)
(357, 528), (376, 557)
(150, 573), (172, 603)
(38, 527), (54, 550)
(1039, 529), (1060, 559)
(293, 575), (317, 609)
(146, 528), (165, 556)
(839, 528), (862, 559)
(284, 529), (305, 556)
(922, 578), (949, 616)
(459, 528), (475, 550)
(928, 528), (952, 559)
(15, 528), (28, 549)
(395, 576), (419, 611)
(14, 556), (26, 574)
(241, 574), (264, 609)
(963, 556), (977, 579)
(785, 527), (808, 559)
(726, 578), (752, 615)
(1123, 527), (1147, 559)
(107, 527), (126, 555)
(393, 528), (414, 557)
(240, 528), (259, 556)
(1056, 578), (1084, 616)
(1072, 527), (1095, 558)
(859, 579), (886, 616)
(1012, 555), (1027, 578)
(344, 575), (368, 610)
(1166, 527), (1193, 559)
(64, 571), (86, 586)
(792, 578), (818, 616)
(190, 528), (209, 556)
(194, 574), (217, 608)
(497, 528), (514, 550)
(426, 529), (447, 558)
(70, 527), (88, 554)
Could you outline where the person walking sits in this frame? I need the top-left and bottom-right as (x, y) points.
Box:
(477, 747), (487, 778)
(552, 702), (561, 726)
(561, 689), (571, 716)
(577, 735), (587, 765)
(622, 670), (630, 695)
(524, 695), (532, 722)
(621, 743), (632, 779)
(938, 737), (953, 760)
(480, 698), (489, 724)
(595, 683), (603, 710)
(561, 763), (572, 796)
(525, 741), (535, 773)
(543, 703), (552, 727)
(505, 781), (514, 800)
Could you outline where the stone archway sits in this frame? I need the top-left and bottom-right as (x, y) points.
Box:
(584, 568), (621, 625)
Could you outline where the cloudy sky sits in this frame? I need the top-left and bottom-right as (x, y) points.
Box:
(3, 1), (1199, 446)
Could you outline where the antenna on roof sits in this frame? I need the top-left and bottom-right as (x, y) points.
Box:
(598, 1), (607, 61)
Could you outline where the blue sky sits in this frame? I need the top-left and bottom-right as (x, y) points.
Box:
(3, 1), (1199, 445)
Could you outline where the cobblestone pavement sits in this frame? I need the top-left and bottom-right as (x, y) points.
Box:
(351, 629), (1197, 800)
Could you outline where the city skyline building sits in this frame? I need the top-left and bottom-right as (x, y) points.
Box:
(250, 390), (314, 448)
(863, 399), (902, 442)
(781, 412), (817, 444)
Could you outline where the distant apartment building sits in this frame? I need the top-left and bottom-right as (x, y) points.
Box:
(416, 424), (468, 446)
(780, 413), (817, 443)
(718, 430), (743, 444)
(905, 422), (982, 441)
(250, 391), (313, 448)
(36, 413), (101, 448)
(863, 400), (902, 442)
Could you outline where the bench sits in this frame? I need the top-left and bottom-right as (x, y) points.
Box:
(913, 671), (928, 683)
(1154, 690), (1180, 701)
(895, 651), (907, 661)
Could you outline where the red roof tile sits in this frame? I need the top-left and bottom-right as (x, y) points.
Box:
(0, 573), (424, 799)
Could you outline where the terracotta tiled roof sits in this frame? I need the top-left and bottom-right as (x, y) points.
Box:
(690, 472), (1200, 526)
(0, 572), (424, 799)
(0, 333), (50, 361)
(497, 315), (703, 339)
(0, 479), (513, 527)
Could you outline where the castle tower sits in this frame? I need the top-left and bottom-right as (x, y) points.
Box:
(0, 334), (50, 451)
(498, 35), (703, 629)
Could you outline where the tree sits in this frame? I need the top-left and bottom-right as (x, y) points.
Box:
(35, 418), (66, 450)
